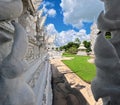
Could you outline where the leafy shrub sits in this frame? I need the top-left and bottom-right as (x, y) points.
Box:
(66, 47), (78, 54)
(59, 42), (79, 54)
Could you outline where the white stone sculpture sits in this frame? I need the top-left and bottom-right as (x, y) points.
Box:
(0, 0), (36, 105)
(0, 0), (23, 21)
(91, 0), (120, 105)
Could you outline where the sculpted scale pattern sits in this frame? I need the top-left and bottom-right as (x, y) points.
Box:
(91, 0), (120, 105)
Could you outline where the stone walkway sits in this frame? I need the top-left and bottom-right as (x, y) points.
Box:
(50, 57), (102, 105)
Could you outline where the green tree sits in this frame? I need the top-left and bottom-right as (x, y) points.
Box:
(59, 42), (79, 54)
(66, 47), (78, 54)
(74, 38), (81, 44)
(66, 42), (79, 49)
(83, 41), (91, 52)
(105, 32), (111, 39)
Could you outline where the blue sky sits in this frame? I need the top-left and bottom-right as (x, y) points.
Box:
(39, 0), (104, 46)
(40, 0), (75, 32)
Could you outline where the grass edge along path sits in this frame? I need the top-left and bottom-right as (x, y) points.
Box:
(62, 54), (96, 83)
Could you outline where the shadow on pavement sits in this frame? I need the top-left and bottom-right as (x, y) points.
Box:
(51, 64), (89, 105)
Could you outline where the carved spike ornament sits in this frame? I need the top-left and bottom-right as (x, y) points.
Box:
(91, 0), (120, 105)
(0, 0), (35, 105)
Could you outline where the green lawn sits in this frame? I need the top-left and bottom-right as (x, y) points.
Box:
(62, 53), (96, 83)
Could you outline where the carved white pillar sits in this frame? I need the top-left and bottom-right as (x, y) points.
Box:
(91, 0), (120, 105)
(0, 0), (36, 105)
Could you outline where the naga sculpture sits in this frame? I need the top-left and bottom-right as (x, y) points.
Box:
(91, 0), (120, 105)
(0, 0), (23, 21)
(0, 0), (35, 105)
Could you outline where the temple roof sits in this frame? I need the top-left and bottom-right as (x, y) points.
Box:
(78, 43), (86, 50)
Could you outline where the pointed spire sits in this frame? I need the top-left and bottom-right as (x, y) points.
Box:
(40, 14), (47, 29)
(38, 9), (43, 18)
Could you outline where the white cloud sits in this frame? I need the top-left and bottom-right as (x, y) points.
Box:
(42, 1), (54, 8)
(60, 0), (104, 28)
(47, 9), (56, 17)
(46, 24), (90, 46)
(46, 24), (58, 36)
(41, 2), (56, 17)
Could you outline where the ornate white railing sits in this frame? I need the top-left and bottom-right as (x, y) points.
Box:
(23, 55), (53, 105)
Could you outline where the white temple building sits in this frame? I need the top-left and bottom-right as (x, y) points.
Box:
(90, 23), (99, 55)
(47, 35), (56, 51)
(88, 23), (99, 63)
(77, 43), (87, 56)
(0, 0), (53, 105)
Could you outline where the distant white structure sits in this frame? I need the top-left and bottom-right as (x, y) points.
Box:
(88, 23), (99, 63)
(90, 23), (99, 55)
(47, 35), (56, 51)
(77, 43), (87, 56)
